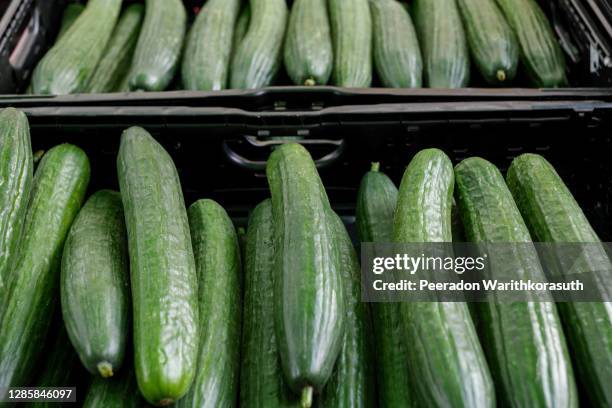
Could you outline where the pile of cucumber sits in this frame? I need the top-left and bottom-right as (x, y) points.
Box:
(28, 0), (568, 94)
(0, 106), (610, 407)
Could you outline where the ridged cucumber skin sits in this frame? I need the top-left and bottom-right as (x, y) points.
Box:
(83, 367), (142, 408)
(457, 0), (518, 84)
(0, 108), (32, 313)
(0, 144), (90, 393)
(455, 157), (578, 408)
(128, 0), (187, 92)
(328, 0), (373, 88)
(370, 0), (422, 88)
(319, 211), (375, 408)
(182, 0), (241, 91)
(232, 4), (251, 56)
(176, 199), (242, 408)
(88, 4), (145, 93)
(355, 164), (415, 408)
(284, 0), (333, 86)
(496, 0), (567, 87)
(266, 143), (346, 397)
(230, 0), (288, 89)
(240, 200), (298, 407)
(393, 149), (495, 408)
(412, 0), (470, 88)
(507, 154), (612, 407)
(117, 127), (198, 406)
(31, 0), (121, 95)
(57, 3), (85, 41)
(60, 190), (129, 378)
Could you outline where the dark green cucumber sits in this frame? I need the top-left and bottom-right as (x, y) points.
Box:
(230, 0), (288, 89)
(328, 0), (372, 87)
(0, 108), (32, 313)
(457, 0), (518, 84)
(128, 0), (187, 91)
(266, 143), (345, 404)
(57, 3), (85, 41)
(177, 199), (242, 407)
(232, 4), (251, 56)
(507, 153), (612, 407)
(240, 200), (298, 407)
(370, 0), (422, 88)
(497, 0), (567, 87)
(355, 163), (414, 408)
(0, 144), (90, 394)
(284, 0), (333, 86)
(393, 149), (494, 408)
(60, 190), (129, 378)
(412, 0), (470, 88)
(31, 0), (121, 94)
(182, 0), (241, 91)
(455, 157), (577, 408)
(88, 4), (145, 93)
(117, 127), (198, 406)
(320, 211), (375, 408)
(83, 367), (142, 408)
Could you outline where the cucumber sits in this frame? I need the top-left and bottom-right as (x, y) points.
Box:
(57, 3), (85, 41)
(266, 143), (345, 405)
(457, 0), (518, 84)
(88, 4), (145, 93)
(230, 0), (288, 89)
(0, 144), (90, 394)
(284, 0), (333, 86)
(83, 367), (142, 408)
(507, 153), (612, 407)
(117, 127), (198, 406)
(370, 0), (422, 88)
(0, 108), (32, 313)
(31, 0), (121, 94)
(233, 5), (251, 53)
(412, 0), (470, 88)
(328, 0), (372, 87)
(455, 157), (578, 408)
(182, 0), (241, 91)
(496, 0), (567, 87)
(61, 190), (129, 378)
(128, 0), (187, 91)
(320, 211), (375, 408)
(393, 149), (494, 408)
(355, 163), (414, 408)
(177, 199), (242, 407)
(240, 200), (298, 407)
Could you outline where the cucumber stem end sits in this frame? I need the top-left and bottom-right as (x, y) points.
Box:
(304, 78), (316, 86)
(301, 386), (313, 408)
(97, 361), (114, 378)
(497, 70), (506, 82)
(371, 162), (380, 172)
(158, 398), (174, 406)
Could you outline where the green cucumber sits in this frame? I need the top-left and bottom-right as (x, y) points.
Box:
(31, 0), (121, 94)
(496, 0), (567, 87)
(88, 4), (145, 93)
(60, 190), (129, 378)
(393, 149), (494, 408)
(328, 0), (372, 87)
(320, 211), (375, 408)
(239, 199), (298, 407)
(412, 0), (470, 88)
(507, 153), (612, 407)
(128, 0), (187, 91)
(177, 199), (242, 407)
(370, 0), (422, 88)
(455, 157), (577, 408)
(266, 143), (345, 405)
(0, 108), (32, 313)
(284, 0), (333, 86)
(0, 144), (90, 394)
(83, 367), (142, 408)
(232, 4), (251, 56)
(117, 127), (198, 406)
(57, 3), (85, 41)
(457, 0), (518, 84)
(356, 163), (414, 408)
(230, 0), (288, 89)
(182, 0), (241, 91)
